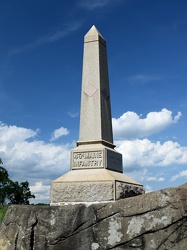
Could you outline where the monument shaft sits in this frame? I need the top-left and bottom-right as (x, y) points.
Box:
(78, 26), (113, 146)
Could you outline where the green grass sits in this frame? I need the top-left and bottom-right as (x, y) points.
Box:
(0, 206), (8, 224)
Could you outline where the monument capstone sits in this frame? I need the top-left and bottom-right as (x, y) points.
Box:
(50, 26), (144, 204)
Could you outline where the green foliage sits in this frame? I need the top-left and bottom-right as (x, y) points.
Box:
(0, 206), (8, 224)
(7, 180), (35, 205)
(0, 159), (10, 205)
(0, 158), (35, 205)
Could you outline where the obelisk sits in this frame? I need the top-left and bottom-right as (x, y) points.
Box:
(50, 26), (144, 205)
(78, 25), (113, 146)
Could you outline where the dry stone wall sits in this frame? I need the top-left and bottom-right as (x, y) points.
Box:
(0, 183), (187, 250)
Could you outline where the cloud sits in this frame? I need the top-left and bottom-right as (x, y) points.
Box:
(146, 177), (165, 182)
(0, 122), (73, 187)
(50, 127), (69, 142)
(30, 181), (50, 193)
(78, 0), (122, 10)
(116, 139), (187, 170)
(112, 108), (181, 140)
(127, 74), (163, 85)
(67, 110), (79, 118)
(1, 114), (186, 203)
(144, 185), (153, 193)
(78, 0), (111, 9)
(8, 21), (82, 56)
(30, 181), (50, 203)
(0, 121), (38, 145)
(170, 170), (187, 181)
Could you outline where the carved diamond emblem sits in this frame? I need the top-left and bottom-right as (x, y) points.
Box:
(84, 84), (98, 97)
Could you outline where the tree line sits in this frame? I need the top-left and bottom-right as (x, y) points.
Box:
(0, 158), (35, 205)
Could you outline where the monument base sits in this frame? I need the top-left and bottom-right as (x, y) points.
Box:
(50, 169), (144, 205)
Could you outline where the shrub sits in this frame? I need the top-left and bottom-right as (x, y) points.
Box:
(0, 206), (8, 224)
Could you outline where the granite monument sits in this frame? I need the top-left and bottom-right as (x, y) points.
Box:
(50, 26), (144, 204)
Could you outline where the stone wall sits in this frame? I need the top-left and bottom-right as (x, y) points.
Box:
(0, 183), (187, 250)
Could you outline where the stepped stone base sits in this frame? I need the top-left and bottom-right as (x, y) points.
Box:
(50, 169), (144, 205)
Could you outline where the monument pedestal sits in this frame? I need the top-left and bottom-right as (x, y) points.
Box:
(50, 169), (144, 204)
(51, 143), (144, 205)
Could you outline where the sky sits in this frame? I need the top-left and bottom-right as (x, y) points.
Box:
(0, 0), (187, 204)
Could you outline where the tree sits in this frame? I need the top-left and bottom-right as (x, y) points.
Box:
(7, 180), (35, 205)
(0, 158), (35, 205)
(0, 159), (10, 205)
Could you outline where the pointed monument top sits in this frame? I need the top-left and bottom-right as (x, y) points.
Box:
(85, 25), (104, 39)
(84, 25), (106, 46)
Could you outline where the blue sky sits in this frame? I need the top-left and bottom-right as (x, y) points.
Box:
(0, 0), (187, 203)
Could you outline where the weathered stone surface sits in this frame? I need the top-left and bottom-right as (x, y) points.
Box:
(116, 182), (144, 199)
(51, 169), (144, 204)
(51, 181), (114, 202)
(1, 183), (187, 249)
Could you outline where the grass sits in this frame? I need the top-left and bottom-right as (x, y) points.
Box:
(0, 206), (8, 224)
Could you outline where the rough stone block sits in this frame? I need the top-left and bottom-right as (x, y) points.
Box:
(116, 181), (145, 199)
(1, 183), (187, 250)
(51, 181), (114, 203)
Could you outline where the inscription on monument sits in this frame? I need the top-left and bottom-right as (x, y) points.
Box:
(72, 150), (104, 169)
(106, 149), (123, 172)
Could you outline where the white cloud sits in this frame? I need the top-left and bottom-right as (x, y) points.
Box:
(78, 0), (122, 10)
(67, 110), (79, 118)
(112, 108), (181, 140)
(0, 121), (38, 145)
(127, 74), (163, 85)
(0, 122), (73, 187)
(1, 115), (186, 204)
(144, 185), (153, 193)
(78, 0), (112, 9)
(170, 170), (187, 181)
(8, 21), (82, 56)
(30, 182), (50, 203)
(30, 181), (50, 193)
(116, 139), (187, 170)
(146, 177), (165, 182)
(50, 127), (69, 142)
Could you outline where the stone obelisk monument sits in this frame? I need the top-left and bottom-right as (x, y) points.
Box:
(50, 26), (144, 204)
